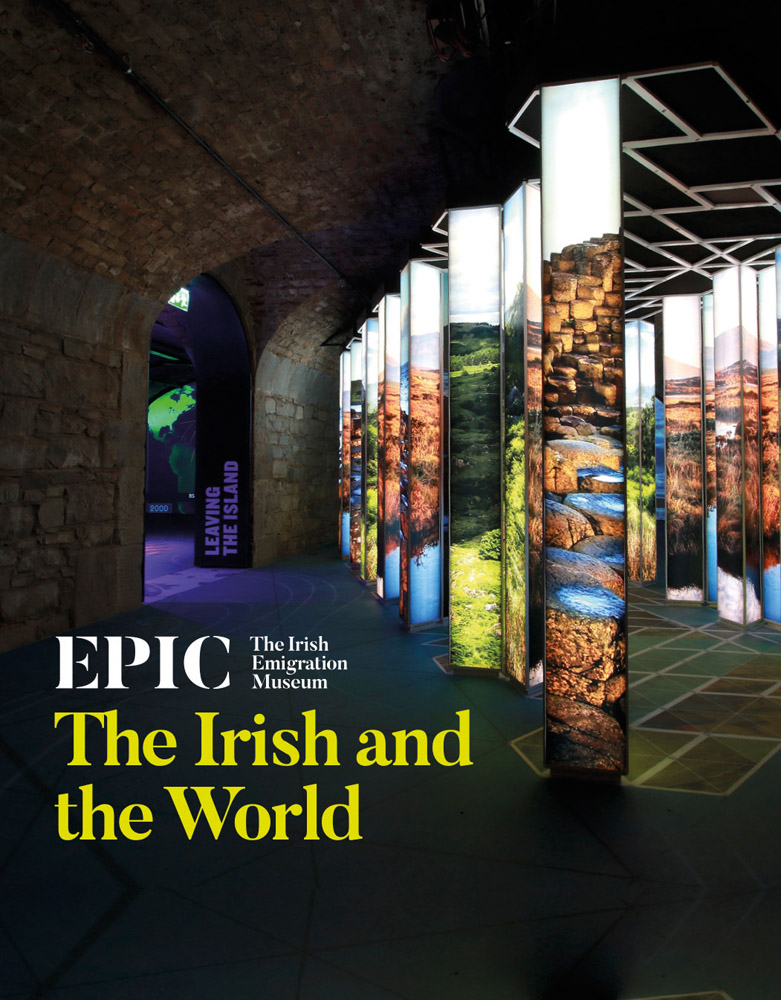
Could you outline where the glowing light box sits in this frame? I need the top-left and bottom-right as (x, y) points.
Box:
(759, 264), (780, 623)
(702, 293), (717, 602)
(663, 295), (704, 602)
(625, 319), (657, 583)
(399, 261), (445, 627)
(361, 318), (379, 583)
(377, 294), (402, 601)
(349, 338), (363, 565)
(541, 77), (627, 775)
(713, 266), (761, 625)
(339, 349), (351, 558)
(502, 183), (543, 688)
(448, 205), (502, 672)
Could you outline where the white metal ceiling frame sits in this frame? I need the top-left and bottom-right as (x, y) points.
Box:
(621, 63), (781, 314)
(506, 63), (781, 318)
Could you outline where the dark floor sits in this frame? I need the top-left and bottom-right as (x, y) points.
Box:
(1, 550), (779, 999)
(143, 514), (242, 603)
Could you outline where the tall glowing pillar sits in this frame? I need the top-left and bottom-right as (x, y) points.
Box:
(349, 337), (362, 565)
(448, 205), (503, 672)
(361, 318), (379, 583)
(702, 293), (717, 602)
(399, 261), (445, 627)
(377, 294), (402, 601)
(541, 77), (627, 774)
(663, 295), (704, 602)
(339, 349), (351, 558)
(759, 264), (779, 622)
(712, 265), (761, 625)
(502, 183), (543, 688)
(625, 319), (657, 583)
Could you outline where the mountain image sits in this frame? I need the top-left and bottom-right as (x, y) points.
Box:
(715, 325), (742, 369)
(664, 357), (700, 383)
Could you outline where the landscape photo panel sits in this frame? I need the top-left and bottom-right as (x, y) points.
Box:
(524, 188), (545, 688)
(360, 318), (379, 583)
(702, 293), (716, 601)
(449, 205), (502, 671)
(741, 267), (762, 624)
(503, 183), (543, 688)
(376, 301), (387, 596)
(399, 267), (411, 623)
(400, 261), (444, 627)
(713, 266), (761, 625)
(381, 294), (402, 601)
(639, 320), (657, 581)
(663, 295), (704, 602)
(625, 321), (641, 580)
(340, 350), (350, 557)
(541, 77), (627, 774)
(759, 265), (780, 622)
(349, 338), (363, 565)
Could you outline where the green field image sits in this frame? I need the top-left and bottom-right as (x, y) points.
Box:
(626, 402), (656, 580)
(503, 281), (527, 682)
(504, 416), (527, 679)
(362, 405), (378, 581)
(450, 322), (501, 669)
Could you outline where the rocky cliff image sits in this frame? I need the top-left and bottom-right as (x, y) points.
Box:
(542, 234), (627, 773)
(663, 364), (704, 601)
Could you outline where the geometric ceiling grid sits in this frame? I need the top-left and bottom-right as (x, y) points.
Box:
(508, 62), (781, 320)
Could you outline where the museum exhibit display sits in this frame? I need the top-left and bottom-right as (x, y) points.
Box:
(448, 204), (503, 671)
(625, 319), (656, 583)
(377, 294), (402, 602)
(349, 337), (363, 566)
(759, 264), (780, 622)
(540, 76), (628, 773)
(663, 295), (705, 602)
(145, 384), (196, 516)
(399, 260), (446, 628)
(360, 317), (379, 584)
(502, 183), (544, 688)
(713, 266), (762, 625)
(702, 293), (717, 603)
(340, 349), (351, 559)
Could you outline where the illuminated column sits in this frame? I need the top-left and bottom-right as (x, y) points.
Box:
(759, 264), (780, 622)
(361, 318), (379, 583)
(712, 266), (762, 625)
(349, 337), (362, 565)
(541, 77), (627, 774)
(377, 294), (402, 601)
(625, 319), (657, 583)
(663, 295), (704, 602)
(448, 205), (502, 672)
(339, 349), (351, 558)
(702, 293), (717, 601)
(625, 321), (641, 580)
(399, 261), (445, 627)
(639, 321), (657, 581)
(502, 183), (543, 688)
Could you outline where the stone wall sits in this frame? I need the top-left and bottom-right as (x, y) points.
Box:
(0, 233), (159, 651)
(253, 350), (338, 564)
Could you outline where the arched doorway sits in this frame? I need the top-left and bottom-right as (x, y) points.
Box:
(144, 275), (252, 599)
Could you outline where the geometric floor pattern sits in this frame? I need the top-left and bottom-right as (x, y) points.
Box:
(512, 583), (781, 795)
(2, 551), (780, 999)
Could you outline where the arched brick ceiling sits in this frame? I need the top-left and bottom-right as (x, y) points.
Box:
(4, 0), (781, 369)
(1, 0), (449, 311)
